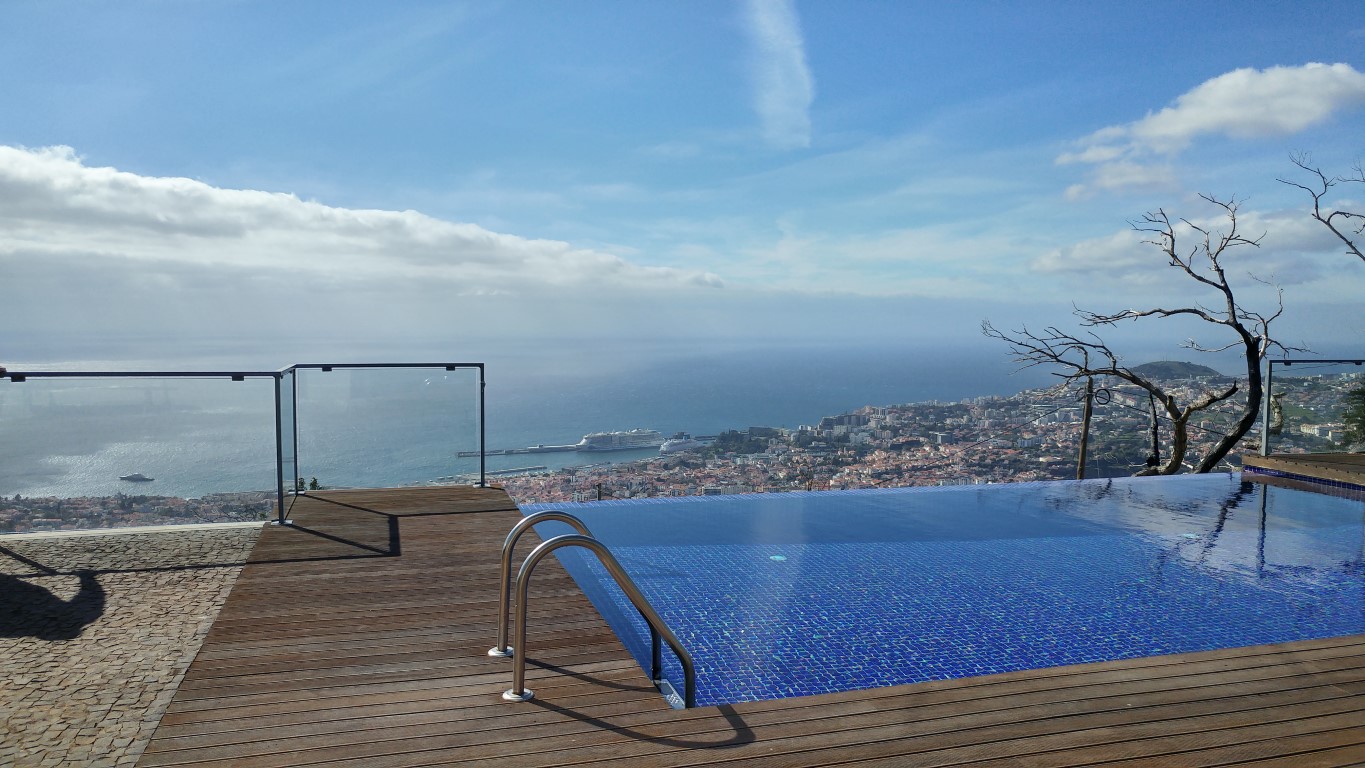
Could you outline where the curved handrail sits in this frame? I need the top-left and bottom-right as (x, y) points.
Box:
(489, 511), (593, 657)
(502, 533), (697, 709)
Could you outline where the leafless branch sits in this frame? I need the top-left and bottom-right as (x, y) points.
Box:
(1279, 153), (1365, 263)
(1082, 306), (1224, 327)
(1187, 384), (1240, 412)
(1184, 339), (1241, 354)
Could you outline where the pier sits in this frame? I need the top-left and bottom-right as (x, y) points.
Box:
(457, 445), (577, 458)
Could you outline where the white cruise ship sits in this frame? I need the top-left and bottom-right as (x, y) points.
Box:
(575, 429), (665, 451)
(660, 433), (705, 455)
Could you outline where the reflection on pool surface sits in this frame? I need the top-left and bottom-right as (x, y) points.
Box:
(522, 474), (1365, 707)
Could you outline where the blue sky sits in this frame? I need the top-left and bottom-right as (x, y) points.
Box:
(2, 1), (1363, 364)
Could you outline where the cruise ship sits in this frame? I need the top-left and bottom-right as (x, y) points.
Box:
(574, 429), (665, 451)
(660, 432), (705, 455)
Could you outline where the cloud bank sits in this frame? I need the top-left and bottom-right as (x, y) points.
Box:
(743, 0), (815, 150)
(0, 145), (742, 358)
(0, 145), (723, 290)
(1061, 63), (1365, 199)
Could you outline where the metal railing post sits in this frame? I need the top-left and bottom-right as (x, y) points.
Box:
(289, 367), (300, 490)
(1260, 359), (1273, 457)
(273, 373), (288, 525)
(479, 364), (487, 488)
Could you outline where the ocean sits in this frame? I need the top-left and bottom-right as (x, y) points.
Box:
(0, 341), (1053, 499)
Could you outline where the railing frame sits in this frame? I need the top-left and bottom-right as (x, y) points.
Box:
(1261, 358), (1364, 456)
(1, 363), (487, 523)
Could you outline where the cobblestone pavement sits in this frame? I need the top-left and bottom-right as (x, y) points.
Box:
(1, 524), (262, 768)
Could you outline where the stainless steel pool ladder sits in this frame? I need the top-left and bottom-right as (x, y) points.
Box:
(489, 510), (697, 708)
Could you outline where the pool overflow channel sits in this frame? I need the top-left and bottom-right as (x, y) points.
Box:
(490, 510), (698, 709)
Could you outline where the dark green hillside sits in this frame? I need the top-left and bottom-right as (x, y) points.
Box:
(1131, 361), (1224, 378)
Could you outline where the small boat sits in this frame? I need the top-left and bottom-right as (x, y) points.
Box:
(119, 473), (154, 482)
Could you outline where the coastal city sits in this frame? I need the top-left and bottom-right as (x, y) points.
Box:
(1, 367), (1358, 533)
(496, 366), (1360, 504)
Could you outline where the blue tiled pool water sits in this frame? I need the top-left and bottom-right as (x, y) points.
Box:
(522, 474), (1365, 707)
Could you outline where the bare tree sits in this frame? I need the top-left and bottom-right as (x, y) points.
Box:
(1282, 155), (1365, 445)
(981, 323), (1242, 474)
(1279, 153), (1365, 263)
(985, 195), (1294, 475)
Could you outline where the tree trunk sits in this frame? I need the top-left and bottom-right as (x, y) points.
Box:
(1195, 330), (1261, 472)
(1077, 378), (1094, 480)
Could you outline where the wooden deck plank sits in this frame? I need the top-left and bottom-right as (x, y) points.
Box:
(140, 671), (1365, 766)
(1238, 745), (1365, 768)
(296, 671), (1365, 763)
(137, 486), (1365, 768)
(154, 644), (1365, 742)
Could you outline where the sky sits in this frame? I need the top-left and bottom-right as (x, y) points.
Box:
(2, 0), (1364, 367)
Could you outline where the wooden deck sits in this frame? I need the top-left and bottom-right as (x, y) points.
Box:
(137, 486), (1365, 767)
(1243, 452), (1365, 491)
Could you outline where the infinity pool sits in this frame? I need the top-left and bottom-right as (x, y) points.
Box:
(523, 474), (1365, 707)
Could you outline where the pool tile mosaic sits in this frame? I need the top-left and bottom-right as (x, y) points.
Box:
(524, 473), (1365, 707)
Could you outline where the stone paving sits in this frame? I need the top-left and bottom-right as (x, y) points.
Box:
(1, 524), (262, 768)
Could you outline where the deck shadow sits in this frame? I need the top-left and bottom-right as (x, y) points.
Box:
(527, 657), (660, 694)
(528, 700), (756, 750)
(252, 497), (401, 564)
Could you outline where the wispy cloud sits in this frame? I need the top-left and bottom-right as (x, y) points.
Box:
(1060, 63), (1365, 198)
(269, 5), (484, 103)
(743, 0), (815, 150)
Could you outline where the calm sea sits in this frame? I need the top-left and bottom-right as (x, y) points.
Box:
(0, 342), (1052, 499)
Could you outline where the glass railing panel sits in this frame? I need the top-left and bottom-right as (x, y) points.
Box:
(292, 366), (482, 490)
(0, 375), (278, 534)
(1265, 360), (1365, 455)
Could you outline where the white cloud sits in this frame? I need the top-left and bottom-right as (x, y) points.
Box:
(1060, 63), (1365, 197)
(743, 0), (815, 150)
(1129, 64), (1365, 152)
(1031, 200), (1362, 298)
(1064, 162), (1179, 200)
(1031, 229), (1150, 277)
(0, 145), (723, 290)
